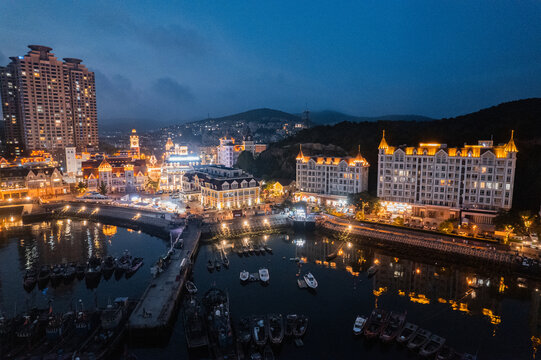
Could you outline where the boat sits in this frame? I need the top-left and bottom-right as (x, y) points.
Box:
(380, 311), (406, 342)
(259, 268), (270, 283)
(183, 295), (208, 348)
(50, 264), (64, 287)
(236, 317), (252, 344)
(37, 265), (51, 288)
(63, 262), (77, 284)
(185, 280), (198, 295)
(397, 322), (418, 344)
(101, 256), (115, 279)
(259, 245), (266, 254)
(115, 250), (132, 276)
(252, 316), (268, 346)
(303, 272), (318, 289)
(46, 311), (73, 340)
(85, 256), (102, 281)
(367, 264), (379, 277)
(250, 351), (262, 360)
(436, 345), (456, 360)
(203, 288), (234, 358)
(420, 334), (446, 357)
(268, 314), (284, 344)
(461, 353), (477, 360)
(23, 267), (38, 292)
(264, 245), (272, 254)
(248, 245), (255, 255)
(352, 315), (367, 335)
(214, 252), (221, 271)
(243, 246), (250, 256)
(240, 270), (250, 282)
(285, 314), (297, 337)
(407, 328), (432, 351)
(207, 259), (215, 272)
(293, 315), (308, 337)
(363, 309), (389, 339)
(75, 262), (85, 280)
(125, 257), (144, 278)
(263, 344), (275, 360)
(222, 255), (230, 269)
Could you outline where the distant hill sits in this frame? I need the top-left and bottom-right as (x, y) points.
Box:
(309, 110), (434, 125)
(250, 98), (541, 211)
(188, 108), (302, 125)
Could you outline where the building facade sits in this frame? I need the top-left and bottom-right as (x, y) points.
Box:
(83, 157), (147, 193)
(0, 167), (68, 200)
(376, 131), (518, 228)
(0, 45), (98, 157)
(182, 165), (260, 209)
(295, 145), (370, 196)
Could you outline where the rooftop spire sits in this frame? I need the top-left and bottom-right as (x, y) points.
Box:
(354, 145), (365, 163)
(378, 130), (389, 150)
(504, 130), (518, 153)
(296, 144), (305, 161)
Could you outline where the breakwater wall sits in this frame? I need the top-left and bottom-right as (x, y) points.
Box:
(201, 214), (290, 239)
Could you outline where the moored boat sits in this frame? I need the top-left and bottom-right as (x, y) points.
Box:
(75, 262), (85, 280)
(203, 288), (234, 357)
(207, 259), (215, 272)
(293, 314), (308, 338)
(237, 316), (252, 344)
(85, 256), (102, 281)
(263, 344), (275, 360)
(380, 311), (406, 342)
(407, 328), (432, 351)
(186, 280), (198, 295)
(397, 322), (418, 344)
(259, 268), (270, 283)
(125, 257), (144, 278)
(420, 334), (446, 357)
(63, 263), (77, 284)
(23, 267), (38, 292)
(264, 245), (272, 254)
(436, 345), (456, 360)
(115, 250), (132, 276)
(240, 270), (249, 282)
(303, 272), (318, 289)
(101, 256), (115, 279)
(367, 264), (379, 277)
(285, 314), (297, 337)
(352, 315), (367, 335)
(183, 295), (208, 348)
(268, 313), (284, 344)
(252, 316), (268, 346)
(363, 309), (389, 339)
(50, 264), (64, 287)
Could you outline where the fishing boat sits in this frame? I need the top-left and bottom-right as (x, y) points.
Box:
(222, 251), (230, 269)
(115, 250), (132, 276)
(46, 311), (73, 340)
(352, 315), (367, 335)
(363, 309), (389, 339)
(303, 272), (318, 289)
(185, 281), (198, 295)
(63, 263), (77, 284)
(263, 344), (275, 360)
(207, 259), (215, 272)
(397, 322), (418, 344)
(420, 334), (446, 357)
(243, 245), (250, 256)
(248, 244), (255, 255)
(214, 252), (221, 271)
(252, 316), (268, 346)
(380, 311), (406, 342)
(293, 315), (308, 337)
(101, 256), (116, 279)
(259, 268), (270, 283)
(85, 256), (102, 281)
(203, 288), (234, 358)
(268, 314), (284, 344)
(49, 264), (63, 287)
(259, 245), (266, 254)
(264, 245), (272, 254)
(367, 264), (379, 277)
(237, 317), (252, 344)
(75, 262), (85, 280)
(183, 295), (208, 348)
(125, 257), (144, 278)
(285, 314), (297, 337)
(254, 244), (261, 255)
(240, 270), (250, 282)
(407, 328), (432, 351)
(23, 267), (38, 292)
(436, 345), (456, 360)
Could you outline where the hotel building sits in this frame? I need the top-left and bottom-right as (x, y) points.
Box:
(0, 45), (98, 157)
(182, 165), (260, 209)
(376, 131), (518, 229)
(160, 140), (201, 191)
(295, 145), (370, 206)
(216, 130), (266, 168)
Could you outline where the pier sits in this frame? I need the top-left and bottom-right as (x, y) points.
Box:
(128, 219), (201, 340)
(201, 214), (289, 239)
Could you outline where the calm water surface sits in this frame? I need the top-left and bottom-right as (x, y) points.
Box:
(0, 222), (537, 359)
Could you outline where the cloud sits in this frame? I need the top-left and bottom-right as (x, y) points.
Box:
(151, 77), (195, 103)
(0, 50), (7, 65)
(134, 24), (208, 57)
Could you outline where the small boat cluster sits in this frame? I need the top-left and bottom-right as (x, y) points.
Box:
(184, 287), (309, 360)
(232, 239), (273, 257)
(239, 268), (270, 284)
(0, 297), (136, 359)
(353, 309), (477, 359)
(23, 251), (143, 291)
(207, 246), (230, 272)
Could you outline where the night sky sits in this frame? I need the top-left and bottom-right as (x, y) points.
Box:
(1, 1), (541, 126)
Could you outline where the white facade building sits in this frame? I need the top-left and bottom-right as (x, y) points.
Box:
(217, 137), (237, 168)
(376, 131), (518, 228)
(295, 146), (370, 197)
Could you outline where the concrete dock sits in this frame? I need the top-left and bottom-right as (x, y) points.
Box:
(127, 220), (201, 337)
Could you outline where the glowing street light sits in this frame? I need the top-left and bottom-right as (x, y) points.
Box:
(243, 221), (248, 226)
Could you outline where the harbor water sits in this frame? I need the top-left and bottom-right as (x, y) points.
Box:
(0, 220), (537, 359)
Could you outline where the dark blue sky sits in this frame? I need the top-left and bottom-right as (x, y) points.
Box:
(1, 1), (541, 126)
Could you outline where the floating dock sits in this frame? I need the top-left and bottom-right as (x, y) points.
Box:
(128, 219), (201, 340)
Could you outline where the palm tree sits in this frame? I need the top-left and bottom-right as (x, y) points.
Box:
(144, 178), (159, 193)
(75, 181), (87, 195)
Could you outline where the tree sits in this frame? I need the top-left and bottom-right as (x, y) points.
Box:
(348, 192), (380, 218)
(235, 151), (256, 173)
(98, 182), (108, 196)
(75, 181), (87, 195)
(438, 219), (455, 234)
(144, 178), (159, 193)
(393, 217), (404, 226)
